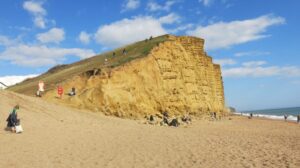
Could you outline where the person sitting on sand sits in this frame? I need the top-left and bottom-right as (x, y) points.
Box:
(213, 112), (217, 120)
(6, 105), (20, 132)
(68, 87), (76, 96)
(162, 111), (169, 125)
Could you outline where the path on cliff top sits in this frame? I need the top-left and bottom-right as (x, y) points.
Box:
(0, 91), (299, 168)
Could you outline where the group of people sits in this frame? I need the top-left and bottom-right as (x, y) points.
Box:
(248, 113), (300, 123)
(35, 80), (76, 99)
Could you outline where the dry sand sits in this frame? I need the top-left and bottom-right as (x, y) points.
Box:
(0, 90), (299, 168)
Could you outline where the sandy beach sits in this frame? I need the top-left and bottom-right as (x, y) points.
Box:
(0, 90), (299, 168)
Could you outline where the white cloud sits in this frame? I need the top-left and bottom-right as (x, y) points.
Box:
(199, 0), (214, 7)
(23, 1), (47, 29)
(0, 44), (96, 67)
(23, 1), (46, 15)
(169, 24), (194, 33)
(0, 74), (38, 88)
(36, 28), (65, 44)
(158, 13), (181, 24)
(242, 61), (267, 67)
(0, 35), (17, 46)
(94, 16), (168, 48)
(234, 51), (271, 57)
(223, 64), (300, 78)
(34, 16), (46, 29)
(214, 58), (236, 66)
(147, 0), (178, 11)
(187, 14), (285, 50)
(78, 31), (91, 45)
(122, 0), (140, 12)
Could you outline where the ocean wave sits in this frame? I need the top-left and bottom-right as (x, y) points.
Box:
(233, 112), (298, 122)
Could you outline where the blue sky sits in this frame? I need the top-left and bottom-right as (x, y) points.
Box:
(0, 0), (299, 111)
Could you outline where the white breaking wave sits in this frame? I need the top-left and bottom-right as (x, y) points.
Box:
(234, 112), (297, 122)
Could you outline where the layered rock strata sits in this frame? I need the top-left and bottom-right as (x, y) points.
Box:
(44, 35), (226, 118)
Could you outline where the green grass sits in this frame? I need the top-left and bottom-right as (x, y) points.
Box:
(8, 34), (170, 95)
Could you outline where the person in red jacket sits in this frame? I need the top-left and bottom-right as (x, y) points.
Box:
(57, 85), (64, 99)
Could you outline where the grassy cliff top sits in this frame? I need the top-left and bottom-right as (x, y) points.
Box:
(8, 34), (170, 95)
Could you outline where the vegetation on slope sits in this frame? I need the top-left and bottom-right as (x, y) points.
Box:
(8, 35), (170, 95)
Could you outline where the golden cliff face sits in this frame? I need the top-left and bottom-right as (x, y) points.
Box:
(45, 35), (225, 118)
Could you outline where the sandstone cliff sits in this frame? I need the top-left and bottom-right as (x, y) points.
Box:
(41, 35), (226, 118)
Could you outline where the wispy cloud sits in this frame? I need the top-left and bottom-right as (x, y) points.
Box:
(187, 14), (285, 50)
(214, 58), (236, 66)
(122, 0), (140, 12)
(94, 15), (177, 48)
(198, 0), (214, 7)
(0, 44), (95, 67)
(242, 61), (267, 67)
(158, 13), (181, 24)
(23, 1), (47, 29)
(168, 24), (194, 33)
(147, 0), (178, 12)
(234, 51), (271, 57)
(0, 35), (19, 46)
(36, 28), (65, 44)
(78, 31), (91, 45)
(223, 64), (300, 78)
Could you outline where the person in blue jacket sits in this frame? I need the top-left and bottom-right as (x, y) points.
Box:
(6, 105), (20, 132)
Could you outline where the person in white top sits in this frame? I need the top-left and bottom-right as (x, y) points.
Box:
(37, 81), (45, 97)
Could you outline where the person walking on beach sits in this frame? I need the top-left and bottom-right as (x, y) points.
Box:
(6, 105), (20, 132)
(297, 115), (300, 123)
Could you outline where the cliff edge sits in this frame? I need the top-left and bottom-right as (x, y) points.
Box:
(9, 35), (226, 118)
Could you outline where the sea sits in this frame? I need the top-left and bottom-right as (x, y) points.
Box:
(235, 107), (300, 122)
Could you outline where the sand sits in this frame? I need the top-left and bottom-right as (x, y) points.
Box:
(0, 90), (299, 168)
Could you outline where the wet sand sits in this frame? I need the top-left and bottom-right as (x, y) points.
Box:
(0, 91), (299, 168)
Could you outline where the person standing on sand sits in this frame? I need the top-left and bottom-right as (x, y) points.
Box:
(57, 85), (64, 99)
(6, 105), (20, 132)
(249, 113), (253, 119)
(297, 115), (300, 123)
(284, 115), (288, 121)
(37, 80), (45, 97)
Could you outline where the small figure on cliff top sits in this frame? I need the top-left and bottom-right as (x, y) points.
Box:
(149, 36), (153, 40)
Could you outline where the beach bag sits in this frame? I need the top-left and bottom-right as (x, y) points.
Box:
(15, 125), (23, 133)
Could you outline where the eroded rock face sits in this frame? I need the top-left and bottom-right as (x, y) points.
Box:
(45, 35), (226, 118)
